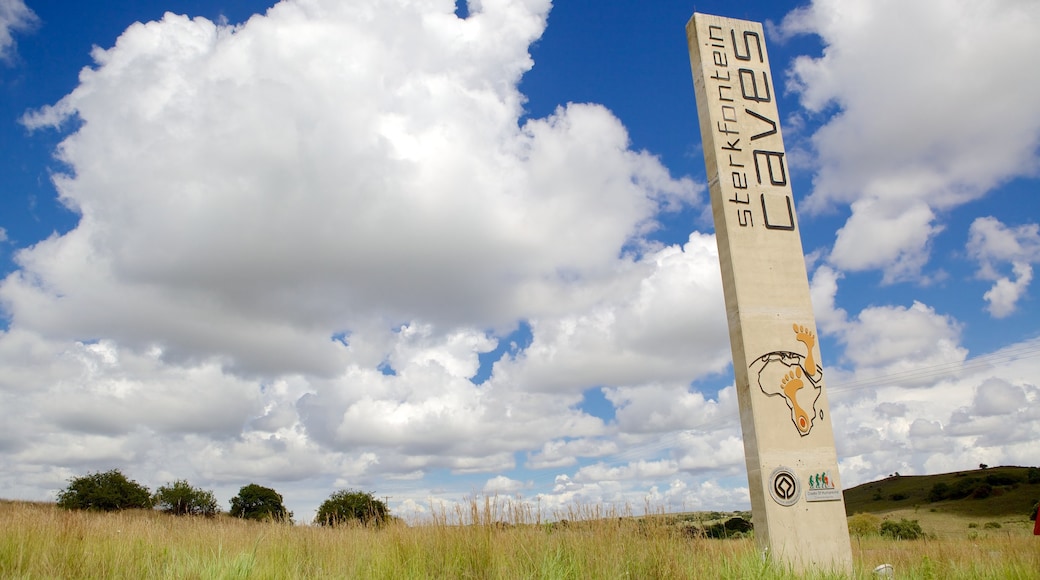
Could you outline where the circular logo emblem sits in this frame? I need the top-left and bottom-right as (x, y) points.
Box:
(768, 467), (800, 506)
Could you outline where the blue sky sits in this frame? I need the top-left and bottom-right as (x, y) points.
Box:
(1, 0), (1038, 522)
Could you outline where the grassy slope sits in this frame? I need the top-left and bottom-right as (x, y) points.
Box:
(843, 465), (1040, 539)
(844, 465), (1039, 516)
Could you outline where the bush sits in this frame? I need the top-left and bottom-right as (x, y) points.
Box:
(153, 480), (219, 516)
(314, 489), (389, 527)
(928, 482), (949, 502)
(972, 484), (993, 499)
(56, 469), (153, 511)
(879, 518), (924, 540)
(983, 521), (1001, 529)
(949, 477), (981, 499)
(847, 513), (881, 537)
(698, 516), (753, 539)
(1030, 500), (1038, 521)
(229, 484), (292, 522)
(984, 473), (1020, 486)
(1027, 467), (1040, 484)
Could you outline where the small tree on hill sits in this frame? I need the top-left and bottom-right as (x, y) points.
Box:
(314, 489), (390, 527)
(56, 469), (153, 511)
(229, 483), (291, 522)
(153, 480), (219, 516)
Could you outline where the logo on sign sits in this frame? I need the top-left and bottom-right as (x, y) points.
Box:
(809, 472), (833, 490)
(805, 470), (843, 502)
(768, 467), (799, 506)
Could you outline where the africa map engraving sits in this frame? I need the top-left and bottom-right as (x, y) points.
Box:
(748, 324), (823, 436)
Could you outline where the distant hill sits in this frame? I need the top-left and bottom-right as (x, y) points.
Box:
(843, 465), (1040, 518)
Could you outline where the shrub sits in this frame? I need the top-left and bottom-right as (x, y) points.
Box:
(229, 484), (292, 522)
(314, 489), (390, 527)
(56, 469), (152, 511)
(983, 521), (1001, 529)
(890, 493), (909, 501)
(879, 518), (924, 540)
(984, 473), (1019, 486)
(1027, 467), (1040, 484)
(949, 477), (981, 499)
(1030, 500), (1038, 521)
(927, 482), (949, 502)
(972, 484), (993, 499)
(847, 513), (881, 537)
(698, 516), (753, 539)
(153, 480), (219, 516)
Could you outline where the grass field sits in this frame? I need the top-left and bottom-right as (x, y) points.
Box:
(1, 499), (1037, 579)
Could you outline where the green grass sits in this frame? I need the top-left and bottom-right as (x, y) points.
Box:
(2, 499), (1038, 579)
(844, 465), (1039, 519)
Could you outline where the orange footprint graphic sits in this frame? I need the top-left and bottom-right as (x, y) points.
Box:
(793, 323), (817, 376)
(780, 367), (812, 434)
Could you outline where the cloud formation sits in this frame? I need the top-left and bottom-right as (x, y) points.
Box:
(781, 0), (1040, 282)
(0, 0), (36, 62)
(1, 0), (713, 516)
(967, 216), (1040, 317)
(1, 0), (1038, 521)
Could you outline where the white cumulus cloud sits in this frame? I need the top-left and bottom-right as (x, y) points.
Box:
(967, 216), (1040, 317)
(0, 0), (712, 516)
(0, 0), (36, 62)
(781, 0), (1040, 282)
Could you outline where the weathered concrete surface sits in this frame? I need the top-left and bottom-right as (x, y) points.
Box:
(687, 12), (852, 574)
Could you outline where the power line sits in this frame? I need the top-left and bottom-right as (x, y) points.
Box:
(827, 339), (1040, 394)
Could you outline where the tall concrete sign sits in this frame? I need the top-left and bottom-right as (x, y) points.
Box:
(686, 13), (852, 573)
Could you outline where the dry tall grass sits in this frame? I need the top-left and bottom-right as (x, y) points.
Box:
(1, 499), (1037, 578)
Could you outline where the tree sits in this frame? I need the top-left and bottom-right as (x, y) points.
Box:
(229, 483), (291, 522)
(314, 489), (389, 527)
(56, 469), (153, 511)
(153, 480), (219, 516)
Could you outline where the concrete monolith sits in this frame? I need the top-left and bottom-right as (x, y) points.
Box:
(686, 12), (853, 574)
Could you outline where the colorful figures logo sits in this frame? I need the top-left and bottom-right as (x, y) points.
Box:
(809, 472), (834, 490)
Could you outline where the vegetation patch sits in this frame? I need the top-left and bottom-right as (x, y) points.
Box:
(879, 518), (925, 540)
(846, 513), (881, 537)
(1, 500), (1037, 579)
(693, 516), (753, 539)
(153, 480), (219, 517)
(56, 469), (152, 512)
(845, 465), (1040, 518)
(229, 484), (292, 522)
(314, 489), (391, 527)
